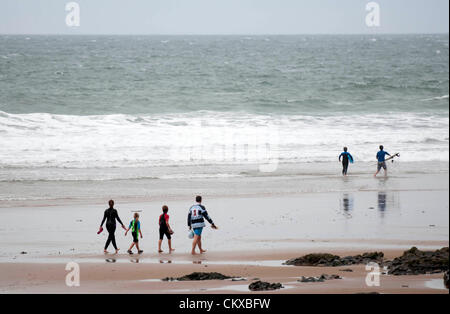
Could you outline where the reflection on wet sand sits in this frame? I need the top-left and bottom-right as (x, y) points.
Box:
(340, 194), (353, 218)
(377, 191), (400, 219)
(378, 192), (387, 212)
(339, 191), (400, 219)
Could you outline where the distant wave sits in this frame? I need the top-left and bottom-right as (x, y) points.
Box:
(421, 95), (449, 101)
(0, 172), (244, 183)
(405, 138), (447, 144)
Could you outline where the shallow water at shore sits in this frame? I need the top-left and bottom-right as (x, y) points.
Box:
(0, 161), (448, 204)
(0, 187), (447, 262)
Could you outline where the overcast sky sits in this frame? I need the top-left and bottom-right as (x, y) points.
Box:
(0, 0), (448, 35)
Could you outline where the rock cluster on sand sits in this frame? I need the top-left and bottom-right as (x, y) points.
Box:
(384, 247), (449, 275)
(248, 281), (283, 291)
(284, 252), (384, 267)
(298, 274), (342, 283)
(162, 272), (233, 281)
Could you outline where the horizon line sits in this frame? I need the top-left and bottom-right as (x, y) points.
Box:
(1, 32), (449, 36)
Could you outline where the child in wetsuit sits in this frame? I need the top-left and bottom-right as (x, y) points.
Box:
(158, 205), (174, 253)
(125, 212), (143, 254)
(339, 147), (354, 176)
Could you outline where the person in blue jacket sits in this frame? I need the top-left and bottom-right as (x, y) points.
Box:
(374, 145), (391, 177)
(339, 147), (354, 176)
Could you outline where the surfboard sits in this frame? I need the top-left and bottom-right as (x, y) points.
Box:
(385, 153), (400, 162)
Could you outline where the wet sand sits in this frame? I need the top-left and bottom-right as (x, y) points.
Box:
(0, 168), (448, 293)
(0, 189), (448, 259)
(1, 247), (448, 294)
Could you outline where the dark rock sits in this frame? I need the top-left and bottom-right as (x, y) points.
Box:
(20, 251), (27, 255)
(284, 251), (384, 267)
(321, 274), (342, 280)
(385, 247), (449, 276)
(339, 269), (354, 272)
(299, 276), (324, 283)
(284, 253), (340, 266)
(298, 274), (341, 283)
(249, 281), (283, 291)
(444, 271), (449, 289)
(162, 272), (233, 281)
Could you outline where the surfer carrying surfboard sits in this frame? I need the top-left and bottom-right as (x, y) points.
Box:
(339, 147), (354, 176)
(374, 145), (391, 177)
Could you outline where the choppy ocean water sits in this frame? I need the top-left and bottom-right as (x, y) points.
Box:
(0, 35), (448, 185)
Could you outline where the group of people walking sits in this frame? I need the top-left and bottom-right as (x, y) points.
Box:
(98, 146), (393, 255)
(339, 145), (394, 177)
(99, 196), (217, 255)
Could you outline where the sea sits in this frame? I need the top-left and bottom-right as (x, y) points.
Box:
(0, 34), (448, 201)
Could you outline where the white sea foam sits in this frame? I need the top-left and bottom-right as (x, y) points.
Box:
(421, 95), (449, 101)
(0, 111), (448, 174)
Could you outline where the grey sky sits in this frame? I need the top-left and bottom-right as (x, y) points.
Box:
(0, 0), (448, 35)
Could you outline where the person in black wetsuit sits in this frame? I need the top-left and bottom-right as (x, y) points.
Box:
(100, 200), (126, 254)
(339, 147), (354, 176)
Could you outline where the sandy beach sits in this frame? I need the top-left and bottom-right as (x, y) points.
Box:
(0, 30), (449, 301)
(0, 164), (448, 294)
(0, 29), (448, 297)
(1, 248), (448, 294)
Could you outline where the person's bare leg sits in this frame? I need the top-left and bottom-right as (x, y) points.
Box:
(384, 169), (388, 177)
(128, 242), (135, 252)
(191, 236), (199, 255)
(168, 239), (175, 252)
(115, 248), (120, 254)
(198, 236), (206, 253)
(136, 242), (141, 252)
(158, 239), (163, 253)
(191, 237), (197, 255)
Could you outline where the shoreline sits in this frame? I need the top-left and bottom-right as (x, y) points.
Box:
(1, 161), (448, 208)
(4, 239), (449, 263)
(0, 185), (448, 260)
(0, 165), (448, 293)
